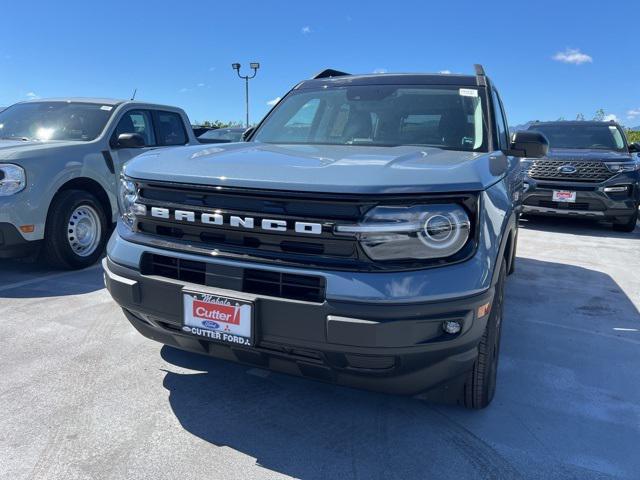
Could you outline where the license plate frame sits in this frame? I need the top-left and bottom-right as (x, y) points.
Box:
(552, 190), (577, 203)
(182, 290), (254, 347)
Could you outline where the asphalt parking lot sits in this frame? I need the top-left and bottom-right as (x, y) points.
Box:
(0, 217), (638, 480)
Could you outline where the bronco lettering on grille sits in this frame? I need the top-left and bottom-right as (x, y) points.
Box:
(149, 207), (322, 235)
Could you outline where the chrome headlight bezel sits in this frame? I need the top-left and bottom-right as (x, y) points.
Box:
(118, 175), (146, 228)
(605, 161), (640, 173)
(0, 163), (26, 196)
(335, 200), (476, 264)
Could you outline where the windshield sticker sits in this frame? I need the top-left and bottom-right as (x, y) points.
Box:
(100, 106), (113, 111)
(459, 88), (478, 98)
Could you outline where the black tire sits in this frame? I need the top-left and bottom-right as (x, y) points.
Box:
(612, 208), (638, 233)
(460, 260), (506, 409)
(43, 190), (108, 269)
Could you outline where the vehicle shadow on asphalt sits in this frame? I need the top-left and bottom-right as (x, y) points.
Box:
(520, 215), (640, 239)
(159, 257), (640, 480)
(0, 259), (104, 298)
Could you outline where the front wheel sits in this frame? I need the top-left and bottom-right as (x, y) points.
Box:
(460, 261), (506, 409)
(612, 208), (638, 233)
(43, 190), (109, 269)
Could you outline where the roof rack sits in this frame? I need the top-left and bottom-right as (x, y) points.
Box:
(312, 68), (350, 79)
(474, 64), (487, 86)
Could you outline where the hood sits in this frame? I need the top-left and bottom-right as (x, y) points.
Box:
(545, 148), (632, 162)
(0, 139), (85, 161)
(124, 143), (507, 194)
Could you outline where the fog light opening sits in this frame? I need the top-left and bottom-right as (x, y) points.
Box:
(442, 320), (462, 335)
(603, 186), (628, 193)
(19, 225), (35, 233)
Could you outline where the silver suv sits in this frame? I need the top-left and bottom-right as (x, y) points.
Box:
(0, 98), (197, 268)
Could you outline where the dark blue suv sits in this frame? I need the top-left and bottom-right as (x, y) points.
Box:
(522, 121), (640, 231)
(103, 66), (548, 408)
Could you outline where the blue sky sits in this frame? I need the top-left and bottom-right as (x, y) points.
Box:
(1, 0), (638, 127)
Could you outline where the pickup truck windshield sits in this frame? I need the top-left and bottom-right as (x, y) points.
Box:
(530, 124), (626, 151)
(0, 102), (114, 141)
(253, 85), (486, 151)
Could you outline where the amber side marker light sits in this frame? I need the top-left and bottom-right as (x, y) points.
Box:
(19, 225), (35, 233)
(477, 302), (491, 318)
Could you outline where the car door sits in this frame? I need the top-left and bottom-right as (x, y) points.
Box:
(108, 109), (158, 176)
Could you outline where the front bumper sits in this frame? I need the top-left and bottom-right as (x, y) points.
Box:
(0, 223), (40, 258)
(103, 255), (494, 396)
(523, 174), (639, 220)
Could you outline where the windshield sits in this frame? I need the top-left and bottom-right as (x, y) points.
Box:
(253, 85), (487, 151)
(0, 101), (115, 141)
(529, 124), (626, 151)
(199, 128), (244, 142)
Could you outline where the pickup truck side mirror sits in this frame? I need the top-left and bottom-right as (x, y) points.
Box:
(114, 133), (145, 149)
(628, 142), (640, 153)
(507, 131), (549, 158)
(242, 127), (255, 141)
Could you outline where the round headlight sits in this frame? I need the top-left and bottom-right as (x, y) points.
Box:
(335, 203), (472, 261)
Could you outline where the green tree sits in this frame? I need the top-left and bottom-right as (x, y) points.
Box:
(593, 109), (605, 121)
(195, 120), (244, 128)
(576, 113), (585, 121)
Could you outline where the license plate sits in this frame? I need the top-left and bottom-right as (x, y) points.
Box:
(182, 291), (253, 346)
(552, 190), (576, 203)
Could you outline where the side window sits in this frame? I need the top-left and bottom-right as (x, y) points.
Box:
(491, 90), (509, 150)
(113, 110), (156, 146)
(155, 111), (187, 146)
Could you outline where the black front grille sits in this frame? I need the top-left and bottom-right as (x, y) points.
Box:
(141, 253), (326, 303)
(131, 181), (478, 271)
(528, 160), (615, 183)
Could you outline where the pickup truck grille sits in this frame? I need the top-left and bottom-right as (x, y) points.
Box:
(131, 181), (477, 271)
(527, 160), (615, 183)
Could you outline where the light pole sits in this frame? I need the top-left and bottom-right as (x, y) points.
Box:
(232, 62), (260, 128)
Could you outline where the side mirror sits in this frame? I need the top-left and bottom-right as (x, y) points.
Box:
(628, 142), (640, 153)
(242, 127), (255, 141)
(114, 133), (145, 149)
(508, 130), (549, 158)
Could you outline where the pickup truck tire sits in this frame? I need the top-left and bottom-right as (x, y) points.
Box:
(44, 190), (108, 269)
(612, 208), (638, 233)
(460, 260), (506, 409)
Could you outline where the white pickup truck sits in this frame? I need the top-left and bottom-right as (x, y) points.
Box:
(0, 98), (199, 269)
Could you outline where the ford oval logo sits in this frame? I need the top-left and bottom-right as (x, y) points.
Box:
(203, 320), (220, 330)
(558, 165), (577, 174)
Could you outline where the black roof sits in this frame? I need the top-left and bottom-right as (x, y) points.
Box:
(296, 73), (480, 90)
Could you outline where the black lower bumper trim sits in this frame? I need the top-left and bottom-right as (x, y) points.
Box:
(104, 257), (494, 395)
(0, 223), (40, 258)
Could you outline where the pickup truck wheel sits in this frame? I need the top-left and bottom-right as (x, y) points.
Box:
(44, 190), (108, 269)
(612, 208), (638, 233)
(460, 261), (506, 409)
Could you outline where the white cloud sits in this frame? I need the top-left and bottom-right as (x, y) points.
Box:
(552, 48), (593, 65)
(208, 66), (216, 71)
(603, 114), (618, 122)
(267, 97), (281, 106)
(26, 92), (38, 99)
(178, 87), (189, 93)
(438, 70), (452, 74)
(627, 109), (640, 120)
(301, 26), (312, 34)
(197, 83), (205, 87)
(372, 68), (387, 74)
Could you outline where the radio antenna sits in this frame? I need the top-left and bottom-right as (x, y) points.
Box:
(130, 88), (137, 101)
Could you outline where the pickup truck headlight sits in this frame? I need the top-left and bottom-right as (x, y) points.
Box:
(118, 176), (146, 228)
(605, 161), (640, 173)
(336, 204), (471, 261)
(0, 164), (26, 196)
